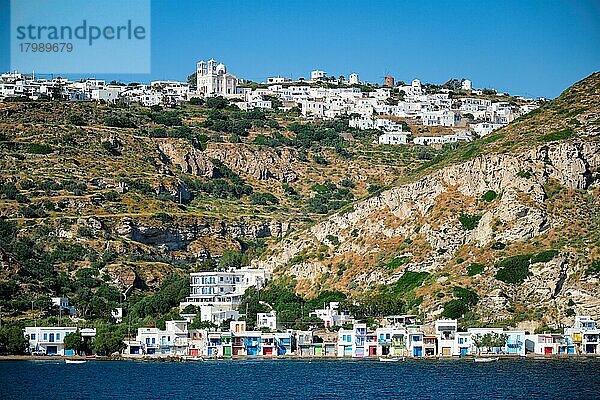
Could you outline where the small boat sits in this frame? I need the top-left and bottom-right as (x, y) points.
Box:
(65, 359), (87, 364)
(182, 356), (204, 362)
(378, 357), (404, 362)
(474, 357), (499, 363)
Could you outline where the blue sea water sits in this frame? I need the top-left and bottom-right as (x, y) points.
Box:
(1, 358), (600, 399)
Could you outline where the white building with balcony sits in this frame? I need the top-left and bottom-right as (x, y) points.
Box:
(565, 315), (600, 354)
(180, 267), (269, 325)
(435, 319), (458, 356)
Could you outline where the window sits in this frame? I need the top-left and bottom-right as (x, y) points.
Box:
(30, 333), (36, 340)
(56, 333), (60, 340)
(43, 333), (47, 340)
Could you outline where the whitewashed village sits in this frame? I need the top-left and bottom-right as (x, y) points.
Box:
(6, 59), (594, 362)
(23, 266), (600, 359)
(1, 58), (543, 147)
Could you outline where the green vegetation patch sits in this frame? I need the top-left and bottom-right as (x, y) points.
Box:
(386, 256), (411, 270)
(442, 286), (479, 319)
(541, 128), (573, 142)
(585, 260), (600, 277)
(481, 190), (498, 202)
(391, 271), (430, 293)
(516, 170), (531, 179)
(467, 263), (485, 276)
(531, 249), (559, 264)
(25, 143), (53, 154)
(495, 254), (532, 284)
(459, 213), (482, 230)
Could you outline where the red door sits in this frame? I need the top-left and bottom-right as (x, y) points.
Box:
(544, 347), (553, 355)
(264, 347), (273, 355)
(369, 346), (377, 356)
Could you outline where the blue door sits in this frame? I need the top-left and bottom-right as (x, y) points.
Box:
(413, 347), (422, 357)
(46, 346), (58, 355)
(460, 348), (468, 356)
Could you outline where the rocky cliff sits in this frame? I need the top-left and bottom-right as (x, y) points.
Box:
(254, 138), (600, 325)
(157, 140), (299, 182)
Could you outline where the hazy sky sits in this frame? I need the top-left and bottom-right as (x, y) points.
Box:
(1, 0), (599, 98)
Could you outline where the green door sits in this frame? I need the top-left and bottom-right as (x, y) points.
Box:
(223, 346), (232, 357)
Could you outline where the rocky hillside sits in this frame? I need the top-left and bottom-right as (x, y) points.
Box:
(0, 95), (437, 309)
(254, 72), (600, 328)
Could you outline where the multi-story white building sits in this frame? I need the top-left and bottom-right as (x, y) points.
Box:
(24, 327), (96, 355)
(180, 267), (269, 325)
(422, 110), (458, 127)
(336, 323), (367, 357)
(435, 319), (458, 356)
(565, 315), (600, 355)
(196, 59), (239, 97)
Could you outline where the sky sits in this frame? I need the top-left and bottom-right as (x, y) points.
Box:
(0, 0), (599, 98)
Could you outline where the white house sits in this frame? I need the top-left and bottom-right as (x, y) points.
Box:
(435, 319), (458, 356)
(413, 130), (472, 146)
(301, 99), (326, 117)
(25, 327), (96, 356)
(336, 323), (367, 357)
(256, 311), (277, 330)
(422, 110), (458, 127)
(91, 88), (121, 102)
(51, 297), (76, 315)
(378, 132), (408, 145)
(127, 320), (189, 356)
(310, 70), (326, 81)
(349, 73), (359, 85)
(472, 122), (503, 137)
(310, 302), (352, 328)
(564, 315), (600, 355)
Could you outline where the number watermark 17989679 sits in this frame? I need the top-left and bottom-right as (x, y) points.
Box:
(19, 43), (74, 53)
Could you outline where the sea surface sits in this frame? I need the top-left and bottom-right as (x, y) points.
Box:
(1, 358), (600, 399)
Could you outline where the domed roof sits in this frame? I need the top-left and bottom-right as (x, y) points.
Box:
(216, 63), (227, 73)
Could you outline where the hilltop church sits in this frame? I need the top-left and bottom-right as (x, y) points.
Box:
(196, 59), (239, 97)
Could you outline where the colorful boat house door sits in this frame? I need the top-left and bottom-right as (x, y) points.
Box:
(413, 346), (423, 357)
